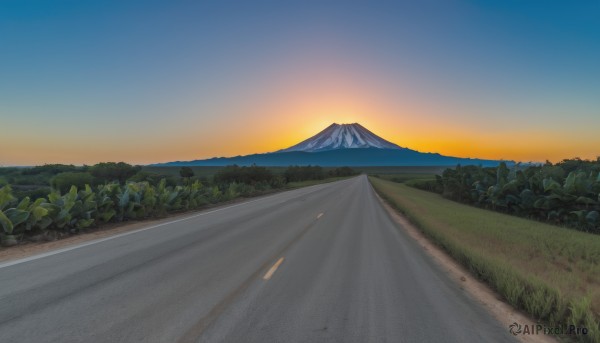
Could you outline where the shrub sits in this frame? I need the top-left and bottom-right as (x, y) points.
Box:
(214, 165), (276, 186)
(179, 167), (195, 178)
(90, 162), (141, 184)
(284, 166), (325, 182)
(329, 166), (357, 177)
(21, 164), (80, 175)
(406, 179), (442, 193)
(418, 159), (600, 234)
(51, 172), (94, 194)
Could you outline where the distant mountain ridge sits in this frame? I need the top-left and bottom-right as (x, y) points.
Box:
(153, 123), (510, 167)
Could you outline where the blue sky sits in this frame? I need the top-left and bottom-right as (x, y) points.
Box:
(1, 1), (599, 165)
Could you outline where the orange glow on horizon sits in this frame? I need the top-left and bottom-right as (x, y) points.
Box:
(2, 117), (598, 166)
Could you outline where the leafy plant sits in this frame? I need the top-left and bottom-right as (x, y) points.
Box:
(427, 159), (600, 234)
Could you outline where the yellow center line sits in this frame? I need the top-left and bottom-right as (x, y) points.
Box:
(317, 212), (324, 219)
(263, 257), (285, 280)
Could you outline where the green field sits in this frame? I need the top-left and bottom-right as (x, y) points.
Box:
(373, 173), (437, 184)
(355, 166), (441, 184)
(284, 176), (351, 188)
(369, 177), (600, 342)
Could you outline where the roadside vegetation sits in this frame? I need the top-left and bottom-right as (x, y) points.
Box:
(370, 176), (600, 342)
(407, 158), (600, 234)
(0, 163), (357, 247)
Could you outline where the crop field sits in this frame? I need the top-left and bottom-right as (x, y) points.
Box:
(369, 177), (600, 342)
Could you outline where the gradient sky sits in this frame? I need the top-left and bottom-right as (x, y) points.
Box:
(1, 0), (599, 165)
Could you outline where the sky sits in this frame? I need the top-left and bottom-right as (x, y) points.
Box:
(1, 0), (599, 165)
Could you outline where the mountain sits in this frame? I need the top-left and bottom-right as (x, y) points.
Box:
(153, 123), (510, 167)
(279, 123), (401, 152)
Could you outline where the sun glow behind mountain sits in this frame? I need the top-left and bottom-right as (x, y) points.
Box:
(155, 122), (506, 167)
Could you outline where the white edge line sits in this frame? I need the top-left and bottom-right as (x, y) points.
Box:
(0, 178), (355, 269)
(0, 200), (252, 269)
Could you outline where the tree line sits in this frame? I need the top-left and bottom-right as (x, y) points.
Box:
(409, 158), (600, 234)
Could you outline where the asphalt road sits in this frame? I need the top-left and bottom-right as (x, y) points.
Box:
(0, 175), (516, 342)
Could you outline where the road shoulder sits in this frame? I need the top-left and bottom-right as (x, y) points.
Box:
(0, 192), (283, 264)
(374, 191), (557, 343)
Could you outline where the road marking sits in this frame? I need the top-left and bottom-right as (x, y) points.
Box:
(317, 212), (324, 219)
(263, 257), (284, 280)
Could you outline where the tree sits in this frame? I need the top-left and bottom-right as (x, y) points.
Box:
(179, 167), (195, 179)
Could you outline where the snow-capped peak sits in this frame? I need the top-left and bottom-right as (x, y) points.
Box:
(279, 123), (402, 152)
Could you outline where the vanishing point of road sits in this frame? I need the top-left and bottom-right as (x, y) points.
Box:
(0, 175), (516, 342)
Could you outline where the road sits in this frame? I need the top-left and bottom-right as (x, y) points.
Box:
(0, 175), (516, 342)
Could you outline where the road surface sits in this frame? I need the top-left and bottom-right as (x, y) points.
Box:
(0, 175), (515, 342)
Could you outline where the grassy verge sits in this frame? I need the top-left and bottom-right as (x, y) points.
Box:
(284, 176), (352, 188)
(354, 166), (446, 175)
(369, 176), (600, 342)
(375, 173), (436, 184)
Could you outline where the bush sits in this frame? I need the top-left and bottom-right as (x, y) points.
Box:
(405, 179), (442, 193)
(90, 162), (141, 184)
(284, 166), (325, 182)
(329, 166), (357, 177)
(51, 172), (94, 193)
(179, 167), (194, 178)
(12, 186), (51, 201)
(214, 165), (276, 186)
(425, 159), (600, 234)
(21, 164), (80, 176)
(128, 171), (175, 186)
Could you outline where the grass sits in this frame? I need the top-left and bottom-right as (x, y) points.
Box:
(376, 173), (437, 184)
(355, 166), (445, 176)
(369, 176), (600, 342)
(284, 176), (352, 188)
(357, 166), (441, 185)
